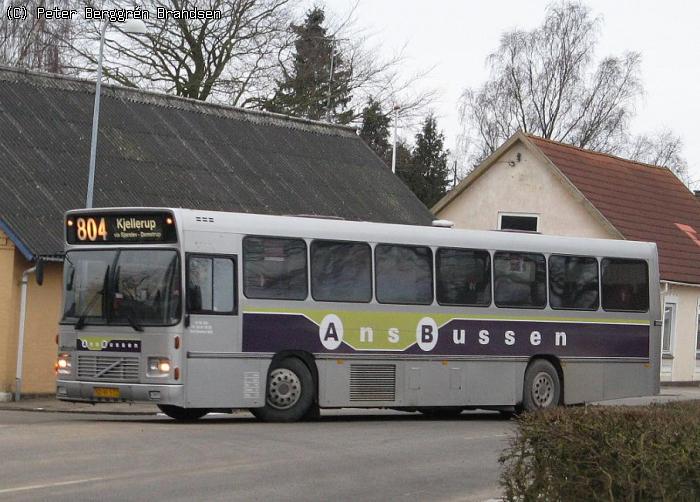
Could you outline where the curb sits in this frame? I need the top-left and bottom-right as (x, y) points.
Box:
(0, 404), (159, 415)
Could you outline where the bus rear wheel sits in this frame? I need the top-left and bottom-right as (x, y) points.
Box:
(158, 405), (209, 421)
(522, 359), (561, 412)
(251, 357), (315, 423)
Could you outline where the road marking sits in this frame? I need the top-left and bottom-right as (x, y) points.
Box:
(0, 477), (106, 495)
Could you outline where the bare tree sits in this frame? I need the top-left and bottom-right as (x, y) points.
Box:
(324, 4), (437, 126)
(624, 129), (690, 183)
(67, 0), (291, 106)
(0, 0), (76, 73)
(459, 1), (643, 163)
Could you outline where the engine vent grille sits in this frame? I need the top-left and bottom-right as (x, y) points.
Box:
(195, 216), (215, 223)
(77, 355), (140, 382)
(349, 364), (396, 402)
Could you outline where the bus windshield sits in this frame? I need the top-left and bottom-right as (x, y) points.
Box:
(62, 249), (181, 327)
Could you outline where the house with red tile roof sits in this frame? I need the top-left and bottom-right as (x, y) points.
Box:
(434, 131), (700, 382)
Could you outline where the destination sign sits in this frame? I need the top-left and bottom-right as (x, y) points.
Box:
(66, 212), (177, 244)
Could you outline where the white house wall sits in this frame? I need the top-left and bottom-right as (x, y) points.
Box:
(438, 143), (616, 238)
(661, 283), (700, 382)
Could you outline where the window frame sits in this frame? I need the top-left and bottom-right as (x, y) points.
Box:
(694, 298), (700, 359)
(186, 253), (238, 316)
(242, 235), (309, 301)
(435, 247), (492, 307)
(374, 243), (434, 306)
(548, 254), (600, 311)
(661, 299), (677, 356)
(498, 212), (539, 232)
(493, 251), (548, 310)
(310, 239), (373, 303)
(600, 258), (650, 313)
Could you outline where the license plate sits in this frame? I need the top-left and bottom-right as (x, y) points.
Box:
(94, 387), (120, 399)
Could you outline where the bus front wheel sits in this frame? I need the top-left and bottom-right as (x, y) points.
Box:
(158, 405), (209, 421)
(522, 359), (561, 412)
(251, 357), (315, 422)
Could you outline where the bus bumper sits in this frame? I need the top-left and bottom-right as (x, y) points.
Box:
(56, 380), (184, 405)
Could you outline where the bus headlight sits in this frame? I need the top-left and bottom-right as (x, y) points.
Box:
(147, 358), (171, 377)
(56, 353), (72, 375)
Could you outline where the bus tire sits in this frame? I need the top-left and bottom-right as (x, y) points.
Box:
(522, 359), (561, 412)
(158, 405), (209, 421)
(251, 357), (314, 423)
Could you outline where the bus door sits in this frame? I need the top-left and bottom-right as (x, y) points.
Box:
(183, 253), (241, 406)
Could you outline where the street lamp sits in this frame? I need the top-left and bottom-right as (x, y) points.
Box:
(323, 36), (349, 123)
(85, 18), (148, 208)
(391, 104), (400, 174)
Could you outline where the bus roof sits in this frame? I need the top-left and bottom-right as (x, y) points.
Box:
(65, 207), (657, 260)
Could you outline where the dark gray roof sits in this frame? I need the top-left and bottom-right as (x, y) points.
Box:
(0, 66), (432, 258)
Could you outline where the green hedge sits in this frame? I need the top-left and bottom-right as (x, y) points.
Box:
(500, 401), (700, 501)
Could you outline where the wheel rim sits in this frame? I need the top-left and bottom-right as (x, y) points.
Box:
(531, 371), (555, 408)
(267, 368), (302, 410)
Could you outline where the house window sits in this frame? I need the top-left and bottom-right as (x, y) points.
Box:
(662, 302), (676, 355)
(696, 302), (700, 357)
(498, 213), (539, 232)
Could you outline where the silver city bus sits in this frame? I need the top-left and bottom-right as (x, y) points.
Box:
(57, 207), (661, 421)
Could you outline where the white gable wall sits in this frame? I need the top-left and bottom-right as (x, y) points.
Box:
(437, 142), (616, 238)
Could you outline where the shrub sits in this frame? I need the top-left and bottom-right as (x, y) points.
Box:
(500, 401), (700, 501)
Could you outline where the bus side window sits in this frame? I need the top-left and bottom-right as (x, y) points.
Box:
(494, 252), (547, 309)
(187, 255), (236, 314)
(601, 258), (649, 312)
(549, 255), (599, 310)
(436, 248), (491, 306)
(243, 237), (307, 300)
(311, 240), (372, 302)
(375, 244), (433, 305)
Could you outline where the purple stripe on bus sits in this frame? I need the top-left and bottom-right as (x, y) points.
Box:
(241, 313), (649, 358)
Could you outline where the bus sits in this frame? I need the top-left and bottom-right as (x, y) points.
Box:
(56, 207), (661, 421)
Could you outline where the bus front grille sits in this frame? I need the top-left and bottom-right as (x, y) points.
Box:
(349, 364), (396, 402)
(77, 355), (140, 382)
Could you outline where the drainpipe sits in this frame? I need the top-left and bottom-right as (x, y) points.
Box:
(15, 266), (36, 401)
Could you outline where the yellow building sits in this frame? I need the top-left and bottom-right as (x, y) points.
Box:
(0, 67), (431, 400)
(434, 132), (700, 383)
(0, 230), (62, 399)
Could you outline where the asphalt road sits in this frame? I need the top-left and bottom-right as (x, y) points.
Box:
(0, 409), (514, 502)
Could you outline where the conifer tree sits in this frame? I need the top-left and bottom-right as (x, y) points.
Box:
(397, 114), (450, 207)
(359, 97), (391, 164)
(264, 7), (353, 123)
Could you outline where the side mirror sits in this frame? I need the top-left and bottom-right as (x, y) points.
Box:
(35, 258), (44, 286)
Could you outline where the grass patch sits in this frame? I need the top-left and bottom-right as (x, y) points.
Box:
(500, 401), (700, 501)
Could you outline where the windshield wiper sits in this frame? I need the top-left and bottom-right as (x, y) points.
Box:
(125, 315), (144, 332)
(74, 266), (109, 330)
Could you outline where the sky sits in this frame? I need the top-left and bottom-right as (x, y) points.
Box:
(319, 0), (700, 183)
